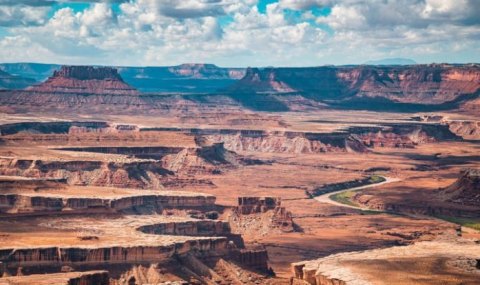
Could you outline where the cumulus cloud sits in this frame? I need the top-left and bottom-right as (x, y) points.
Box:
(0, 0), (478, 65)
(0, 5), (50, 26)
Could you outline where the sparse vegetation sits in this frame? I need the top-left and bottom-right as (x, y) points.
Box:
(368, 175), (386, 184)
(311, 175), (386, 197)
(435, 215), (480, 231)
(330, 190), (360, 207)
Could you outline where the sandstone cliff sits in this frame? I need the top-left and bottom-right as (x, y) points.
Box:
(447, 120), (480, 140)
(203, 130), (369, 154)
(441, 169), (480, 207)
(27, 66), (139, 96)
(0, 158), (173, 189)
(230, 64), (480, 105)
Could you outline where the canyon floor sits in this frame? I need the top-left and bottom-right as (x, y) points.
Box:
(0, 108), (479, 285)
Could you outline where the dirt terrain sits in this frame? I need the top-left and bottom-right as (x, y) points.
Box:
(0, 65), (479, 284)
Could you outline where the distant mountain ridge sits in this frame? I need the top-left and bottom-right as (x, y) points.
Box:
(364, 58), (417, 65)
(1, 62), (480, 114)
(229, 64), (480, 105)
(0, 63), (245, 93)
(0, 69), (36, 90)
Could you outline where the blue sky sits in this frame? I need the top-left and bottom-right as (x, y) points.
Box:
(0, 0), (478, 66)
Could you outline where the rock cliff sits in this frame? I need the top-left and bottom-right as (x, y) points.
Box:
(203, 130), (369, 154)
(441, 169), (480, 207)
(0, 158), (173, 189)
(0, 192), (216, 215)
(230, 64), (480, 105)
(229, 197), (294, 237)
(447, 120), (480, 140)
(27, 66), (139, 96)
(0, 238), (228, 267)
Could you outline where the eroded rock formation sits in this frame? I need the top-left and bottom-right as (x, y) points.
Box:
(231, 64), (480, 105)
(447, 120), (480, 140)
(0, 158), (174, 189)
(203, 130), (368, 153)
(0, 192), (216, 215)
(441, 169), (480, 207)
(27, 66), (139, 96)
(229, 197), (294, 236)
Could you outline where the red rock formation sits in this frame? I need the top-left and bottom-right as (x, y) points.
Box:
(232, 197), (294, 234)
(0, 158), (175, 189)
(231, 64), (480, 104)
(0, 193), (216, 215)
(237, 197), (280, 215)
(447, 120), (480, 140)
(442, 169), (480, 207)
(0, 271), (110, 285)
(204, 130), (369, 154)
(27, 66), (139, 96)
(0, 239), (228, 267)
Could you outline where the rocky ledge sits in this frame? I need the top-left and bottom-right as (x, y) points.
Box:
(291, 239), (480, 285)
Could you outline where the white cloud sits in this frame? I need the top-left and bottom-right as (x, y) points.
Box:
(0, 0), (478, 66)
(0, 5), (49, 26)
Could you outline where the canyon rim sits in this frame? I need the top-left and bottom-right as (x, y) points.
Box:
(0, 1), (479, 285)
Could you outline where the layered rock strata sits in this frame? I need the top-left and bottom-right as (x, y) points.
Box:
(441, 169), (480, 207)
(231, 64), (480, 104)
(0, 192), (216, 215)
(0, 271), (110, 285)
(27, 66), (139, 96)
(0, 238), (228, 268)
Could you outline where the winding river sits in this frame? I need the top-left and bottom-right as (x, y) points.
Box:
(314, 176), (401, 210)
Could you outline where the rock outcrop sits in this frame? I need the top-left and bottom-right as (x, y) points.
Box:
(0, 192), (216, 215)
(291, 239), (480, 285)
(351, 123), (460, 148)
(27, 66), (139, 96)
(0, 238), (228, 267)
(441, 169), (480, 207)
(203, 130), (369, 154)
(229, 197), (295, 236)
(0, 271), (110, 285)
(447, 120), (480, 140)
(230, 64), (480, 105)
(0, 158), (174, 189)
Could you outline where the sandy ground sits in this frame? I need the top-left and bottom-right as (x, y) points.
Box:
(0, 109), (478, 281)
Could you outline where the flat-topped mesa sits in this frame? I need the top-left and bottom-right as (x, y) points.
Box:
(27, 66), (139, 96)
(231, 64), (480, 104)
(168, 63), (245, 79)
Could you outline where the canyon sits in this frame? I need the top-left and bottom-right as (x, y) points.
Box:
(0, 63), (479, 284)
